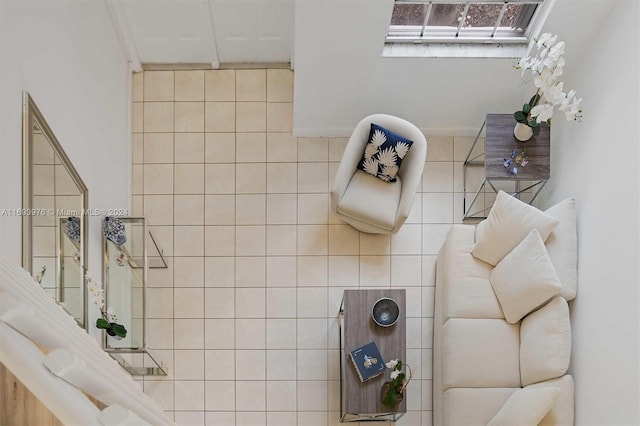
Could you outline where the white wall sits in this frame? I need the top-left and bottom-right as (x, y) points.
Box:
(293, 0), (619, 137)
(536, 0), (640, 424)
(0, 1), (130, 293)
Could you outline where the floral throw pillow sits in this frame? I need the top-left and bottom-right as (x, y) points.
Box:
(357, 123), (413, 182)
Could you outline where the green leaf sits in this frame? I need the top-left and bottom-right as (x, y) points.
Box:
(96, 318), (110, 329)
(111, 323), (127, 338)
(529, 93), (540, 107)
(532, 126), (541, 137)
(383, 389), (399, 407)
(106, 328), (117, 336)
(523, 103), (531, 114)
(528, 119), (539, 128)
(514, 111), (527, 123)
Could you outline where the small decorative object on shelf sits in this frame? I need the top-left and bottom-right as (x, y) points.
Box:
(114, 250), (127, 267)
(349, 341), (386, 382)
(86, 274), (127, 339)
(503, 149), (529, 175)
(371, 297), (400, 327)
(513, 33), (583, 141)
(381, 359), (413, 409)
(103, 216), (127, 246)
(64, 216), (81, 243)
(34, 265), (46, 284)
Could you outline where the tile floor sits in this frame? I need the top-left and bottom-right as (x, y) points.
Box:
(131, 69), (493, 426)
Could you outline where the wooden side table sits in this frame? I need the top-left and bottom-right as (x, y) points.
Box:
(339, 289), (406, 422)
(463, 113), (551, 220)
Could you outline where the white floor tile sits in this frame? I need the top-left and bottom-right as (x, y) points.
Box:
(235, 288), (265, 318)
(298, 163), (328, 193)
(297, 287), (328, 318)
(236, 380), (266, 411)
(205, 226), (236, 256)
(205, 257), (235, 287)
(266, 256), (297, 287)
(297, 349), (327, 380)
(328, 256), (359, 287)
(266, 287), (297, 318)
(174, 288), (204, 318)
(236, 319), (266, 349)
(236, 194), (266, 225)
(296, 318), (328, 349)
(266, 381), (297, 411)
(266, 350), (297, 380)
(205, 380), (236, 411)
(328, 224), (359, 255)
(267, 193), (297, 224)
(297, 193), (329, 224)
(236, 350), (266, 380)
(174, 350), (205, 380)
(266, 318), (296, 349)
(266, 163), (298, 193)
(297, 256), (328, 287)
(205, 287), (235, 318)
(235, 256), (266, 287)
(359, 255), (391, 287)
(205, 350), (235, 380)
(266, 225), (297, 256)
(297, 381), (328, 411)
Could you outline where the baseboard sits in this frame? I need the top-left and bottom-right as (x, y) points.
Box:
(292, 126), (482, 138)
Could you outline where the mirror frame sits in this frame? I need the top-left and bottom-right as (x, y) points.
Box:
(22, 91), (88, 327)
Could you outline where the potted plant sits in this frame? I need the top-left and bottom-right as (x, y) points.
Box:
(513, 33), (583, 141)
(381, 359), (413, 409)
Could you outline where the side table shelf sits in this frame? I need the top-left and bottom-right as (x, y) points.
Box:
(463, 114), (551, 220)
(339, 289), (406, 422)
(103, 217), (167, 376)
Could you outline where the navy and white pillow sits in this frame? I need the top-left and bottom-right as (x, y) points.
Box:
(357, 123), (413, 182)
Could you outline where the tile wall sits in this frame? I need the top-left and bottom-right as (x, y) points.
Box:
(131, 68), (489, 426)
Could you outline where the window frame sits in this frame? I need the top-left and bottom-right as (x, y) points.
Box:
(386, 0), (546, 45)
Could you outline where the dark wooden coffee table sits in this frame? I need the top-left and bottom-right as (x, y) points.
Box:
(339, 289), (406, 422)
(463, 113), (551, 220)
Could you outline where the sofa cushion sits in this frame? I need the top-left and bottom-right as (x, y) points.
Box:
(528, 375), (575, 426)
(520, 297), (571, 386)
(442, 318), (521, 389)
(545, 198), (578, 300)
(436, 226), (503, 320)
(337, 170), (401, 231)
(473, 190), (560, 266)
(356, 123), (413, 182)
(443, 387), (516, 426)
(486, 386), (561, 426)
(490, 229), (562, 324)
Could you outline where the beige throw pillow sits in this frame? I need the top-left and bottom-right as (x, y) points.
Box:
(473, 190), (560, 266)
(490, 229), (562, 324)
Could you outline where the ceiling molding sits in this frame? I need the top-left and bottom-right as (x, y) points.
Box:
(104, 0), (142, 72)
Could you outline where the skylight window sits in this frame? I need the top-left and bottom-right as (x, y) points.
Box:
(387, 1), (545, 44)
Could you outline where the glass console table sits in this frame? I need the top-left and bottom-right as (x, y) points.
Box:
(463, 113), (551, 220)
(103, 216), (167, 376)
(339, 289), (406, 422)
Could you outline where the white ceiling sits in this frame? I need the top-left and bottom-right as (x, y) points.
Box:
(109, 0), (294, 68)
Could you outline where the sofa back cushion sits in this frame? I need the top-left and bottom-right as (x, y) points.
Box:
(473, 190), (559, 266)
(520, 297), (572, 386)
(527, 375), (575, 426)
(490, 229), (562, 324)
(544, 198), (578, 300)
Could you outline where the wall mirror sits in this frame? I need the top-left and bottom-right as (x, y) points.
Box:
(22, 91), (88, 327)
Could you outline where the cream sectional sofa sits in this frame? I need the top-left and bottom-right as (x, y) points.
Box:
(434, 192), (577, 426)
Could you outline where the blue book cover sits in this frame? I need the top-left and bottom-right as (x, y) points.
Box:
(349, 341), (385, 382)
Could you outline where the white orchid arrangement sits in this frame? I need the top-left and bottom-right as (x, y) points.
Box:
(86, 274), (127, 339)
(382, 359), (413, 407)
(514, 33), (583, 135)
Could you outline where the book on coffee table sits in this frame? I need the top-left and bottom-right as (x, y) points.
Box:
(349, 341), (386, 382)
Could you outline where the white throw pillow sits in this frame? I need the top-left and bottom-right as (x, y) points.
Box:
(490, 229), (562, 324)
(545, 198), (578, 300)
(520, 297), (571, 386)
(473, 190), (560, 266)
(487, 386), (561, 426)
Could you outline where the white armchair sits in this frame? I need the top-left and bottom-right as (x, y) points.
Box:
(331, 114), (427, 234)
